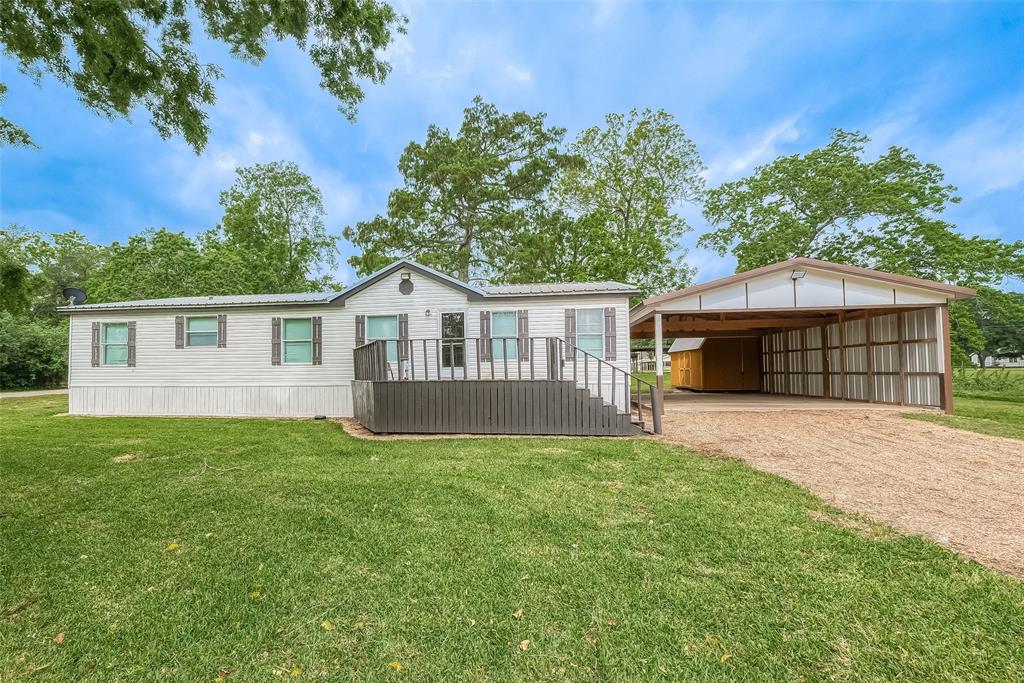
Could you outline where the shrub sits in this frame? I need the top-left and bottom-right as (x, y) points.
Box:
(0, 313), (68, 389)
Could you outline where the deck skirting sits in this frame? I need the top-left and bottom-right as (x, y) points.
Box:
(352, 380), (642, 436)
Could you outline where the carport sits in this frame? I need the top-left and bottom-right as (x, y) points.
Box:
(630, 258), (976, 414)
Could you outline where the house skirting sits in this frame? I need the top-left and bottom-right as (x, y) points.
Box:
(68, 384), (353, 417)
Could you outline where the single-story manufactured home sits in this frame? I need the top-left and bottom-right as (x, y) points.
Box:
(60, 259), (652, 435)
(630, 257), (976, 413)
(59, 256), (974, 435)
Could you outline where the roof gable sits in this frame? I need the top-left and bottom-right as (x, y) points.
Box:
(644, 258), (975, 307)
(333, 259), (485, 302)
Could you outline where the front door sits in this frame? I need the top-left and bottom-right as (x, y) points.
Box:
(440, 312), (466, 377)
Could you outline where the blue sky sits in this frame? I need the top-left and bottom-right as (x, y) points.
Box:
(2, 1), (1022, 289)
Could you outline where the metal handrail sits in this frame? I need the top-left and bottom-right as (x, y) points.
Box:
(353, 336), (661, 433)
(551, 337), (661, 434)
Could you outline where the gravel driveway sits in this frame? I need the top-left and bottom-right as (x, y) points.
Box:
(659, 409), (1024, 577)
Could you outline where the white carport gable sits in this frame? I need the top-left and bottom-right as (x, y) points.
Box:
(631, 257), (976, 414)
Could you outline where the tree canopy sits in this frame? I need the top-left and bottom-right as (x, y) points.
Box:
(699, 129), (1024, 288)
(0, 0), (405, 151)
(549, 108), (704, 295)
(205, 161), (338, 293)
(344, 96), (573, 282)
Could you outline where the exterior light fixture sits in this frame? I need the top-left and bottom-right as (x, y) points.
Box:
(791, 270), (806, 280)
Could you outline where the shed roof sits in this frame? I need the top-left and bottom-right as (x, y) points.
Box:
(668, 338), (705, 353)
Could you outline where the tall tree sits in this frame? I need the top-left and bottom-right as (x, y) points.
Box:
(0, 0), (405, 151)
(699, 129), (1024, 285)
(90, 228), (207, 302)
(699, 129), (1024, 360)
(344, 96), (573, 282)
(953, 287), (1024, 367)
(551, 108), (705, 297)
(0, 225), (37, 314)
(206, 161), (339, 293)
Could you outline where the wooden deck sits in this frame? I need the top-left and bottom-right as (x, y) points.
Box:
(352, 379), (644, 436)
(352, 337), (660, 437)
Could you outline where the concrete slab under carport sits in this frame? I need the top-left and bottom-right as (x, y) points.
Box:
(661, 390), (938, 413)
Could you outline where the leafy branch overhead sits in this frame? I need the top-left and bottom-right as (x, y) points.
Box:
(0, 0), (406, 151)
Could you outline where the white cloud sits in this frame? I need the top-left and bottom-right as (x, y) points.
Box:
(931, 100), (1024, 197)
(504, 64), (533, 84)
(704, 114), (802, 183)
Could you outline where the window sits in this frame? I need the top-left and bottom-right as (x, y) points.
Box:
(440, 312), (465, 368)
(283, 318), (313, 364)
(367, 315), (398, 363)
(576, 308), (604, 358)
(186, 316), (218, 347)
(491, 311), (517, 360)
(102, 323), (129, 366)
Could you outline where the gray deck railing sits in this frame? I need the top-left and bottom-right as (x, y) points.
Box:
(353, 337), (661, 433)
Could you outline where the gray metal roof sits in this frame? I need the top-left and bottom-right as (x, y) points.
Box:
(481, 281), (639, 296)
(668, 338), (705, 353)
(59, 291), (340, 312)
(58, 259), (638, 313)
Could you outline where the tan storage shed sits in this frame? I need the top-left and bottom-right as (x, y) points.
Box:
(669, 337), (761, 391)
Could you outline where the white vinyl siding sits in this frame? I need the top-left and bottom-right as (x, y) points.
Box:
(576, 308), (604, 358)
(186, 316), (218, 347)
(491, 311), (518, 360)
(67, 267), (634, 417)
(102, 323), (129, 366)
(283, 318), (313, 364)
(367, 315), (399, 362)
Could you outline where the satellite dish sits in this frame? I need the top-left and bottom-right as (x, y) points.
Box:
(62, 287), (87, 305)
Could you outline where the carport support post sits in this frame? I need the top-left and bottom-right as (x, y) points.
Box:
(654, 312), (665, 416)
(941, 304), (955, 415)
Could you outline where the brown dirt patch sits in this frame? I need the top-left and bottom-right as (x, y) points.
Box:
(659, 410), (1024, 577)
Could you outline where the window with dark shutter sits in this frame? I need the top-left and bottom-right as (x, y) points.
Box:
(603, 307), (617, 361)
(517, 309), (529, 361)
(312, 316), (322, 365)
(564, 308), (577, 350)
(479, 311), (491, 361)
(126, 321), (137, 367)
(217, 314), (227, 348)
(355, 314), (365, 347)
(271, 317), (282, 365)
(91, 322), (101, 367)
(174, 316), (185, 349)
(398, 313), (409, 361)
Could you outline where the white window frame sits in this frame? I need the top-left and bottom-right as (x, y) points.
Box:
(102, 322), (129, 366)
(282, 317), (314, 365)
(489, 309), (518, 361)
(576, 308), (605, 359)
(437, 309), (467, 370)
(366, 314), (399, 363)
(185, 315), (218, 348)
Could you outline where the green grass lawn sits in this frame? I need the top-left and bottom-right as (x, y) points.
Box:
(2, 396), (1022, 682)
(906, 397), (1024, 440)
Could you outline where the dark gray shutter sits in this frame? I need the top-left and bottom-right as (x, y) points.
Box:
(564, 308), (577, 349)
(604, 306), (617, 361)
(91, 322), (101, 367)
(479, 311), (491, 361)
(271, 317), (282, 365)
(175, 316), (185, 349)
(312, 316), (322, 365)
(217, 314), (227, 348)
(517, 309), (529, 361)
(355, 314), (365, 347)
(127, 321), (137, 367)
(398, 313), (409, 360)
